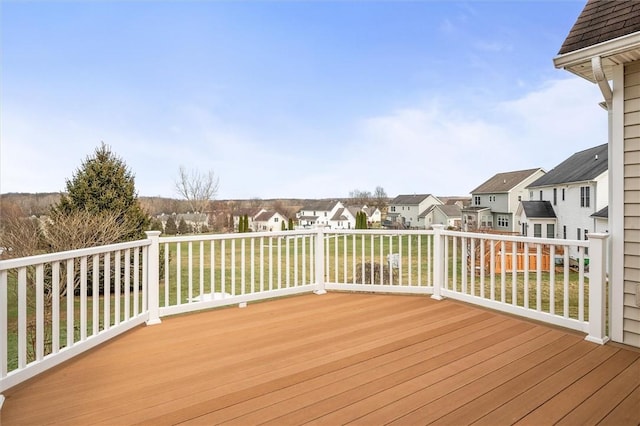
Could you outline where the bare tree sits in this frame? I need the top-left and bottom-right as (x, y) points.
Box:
(349, 189), (372, 205)
(175, 166), (220, 214)
(373, 186), (388, 210)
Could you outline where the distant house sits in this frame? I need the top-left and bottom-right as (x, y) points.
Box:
(296, 200), (344, 229)
(232, 208), (262, 232)
(329, 206), (357, 229)
(157, 212), (209, 233)
(553, 0), (640, 347)
(387, 194), (442, 229)
(523, 143), (608, 259)
(419, 204), (462, 229)
(516, 201), (557, 238)
(252, 209), (288, 232)
(463, 168), (546, 233)
(347, 205), (382, 226)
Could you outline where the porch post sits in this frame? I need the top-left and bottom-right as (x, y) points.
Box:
(431, 225), (445, 300)
(314, 226), (326, 295)
(585, 233), (609, 344)
(145, 231), (162, 325)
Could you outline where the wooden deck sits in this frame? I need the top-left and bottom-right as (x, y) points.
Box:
(1, 292), (639, 425)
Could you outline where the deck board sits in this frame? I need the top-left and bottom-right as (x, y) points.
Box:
(1, 292), (639, 425)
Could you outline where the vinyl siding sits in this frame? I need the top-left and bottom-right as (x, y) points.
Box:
(623, 61), (640, 347)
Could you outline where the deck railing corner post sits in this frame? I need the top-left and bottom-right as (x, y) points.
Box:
(585, 233), (609, 344)
(431, 224), (445, 301)
(145, 231), (162, 325)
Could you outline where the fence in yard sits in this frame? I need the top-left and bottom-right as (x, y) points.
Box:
(0, 226), (608, 394)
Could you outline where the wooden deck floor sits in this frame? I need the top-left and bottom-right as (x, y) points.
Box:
(1, 292), (639, 425)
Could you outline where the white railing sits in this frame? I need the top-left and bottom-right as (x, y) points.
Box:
(0, 226), (609, 395)
(156, 229), (321, 317)
(432, 226), (608, 344)
(0, 236), (153, 393)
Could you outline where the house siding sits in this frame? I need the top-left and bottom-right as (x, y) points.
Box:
(623, 60), (640, 347)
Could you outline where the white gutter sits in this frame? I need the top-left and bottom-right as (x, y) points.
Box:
(553, 31), (640, 71)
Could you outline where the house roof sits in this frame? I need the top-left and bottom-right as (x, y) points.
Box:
(521, 201), (557, 219)
(436, 204), (462, 218)
(390, 194), (434, 205)
(554, 0), (640, 82)
(330, 208), (349, 221)
(254, 211), (276, 222)
(300, 200), (340, 212)
(558, 0), (640, 55)
(528, 143), (608, 188)
(591, 205), (609, 218)
(470, 168), (543, 194)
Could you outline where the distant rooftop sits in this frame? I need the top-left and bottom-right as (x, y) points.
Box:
(528, 143), (608, 188)
(471, 168), (543, 194)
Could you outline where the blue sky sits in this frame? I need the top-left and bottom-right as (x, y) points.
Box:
(1, 0), (607, 200)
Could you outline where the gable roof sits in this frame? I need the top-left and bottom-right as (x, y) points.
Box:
(471, 168), (543, 194)
(390, 194), (434, 205)
(521, 201), (557, 219)
(554, 0), (640, 83)
(436, 204), (462, 218)
(254, 210), (286, 222)
(558, 0), (640, 55)
(528, 143), (608, 188)
(300, 200), (340, 211)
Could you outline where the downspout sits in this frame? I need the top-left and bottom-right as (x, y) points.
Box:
(592, 55), (615, 339)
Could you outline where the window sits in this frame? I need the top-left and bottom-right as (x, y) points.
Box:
(553, 188), (557, 205)
(580, 186), (590, 207)
(562, 188), (565, 201)
(539, 191), (543, 201)
(391, 206), (396, 212)
(274, 217), (279, 222)
(518, 195), (522, 201)
(577, 228), (581, 240)
(529, 191), (533, 200)
(546, 224), (555, 238)
(563, 225), (567, 239)
(474, 196), (481, 206)
(534, 224), (542, 238)
(497, 215), (509, 228)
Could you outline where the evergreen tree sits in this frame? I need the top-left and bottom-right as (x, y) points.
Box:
(177, 218), (190, 235)
(165, 216), (178, 235)
(281, 220), (286, 231)
(52, 142), (150, 241)
(288, 218), (294, 230)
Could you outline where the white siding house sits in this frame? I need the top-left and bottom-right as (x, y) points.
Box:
(296, 200), (344, 229)
(554, 0), (640, 347)
(524, 144), (609, 259)
(253, 210), (288, 232)
(388, 194), (442, 229)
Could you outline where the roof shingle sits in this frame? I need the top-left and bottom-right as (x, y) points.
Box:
(558, 0), (640, 55)
(527, 143), (607, 188)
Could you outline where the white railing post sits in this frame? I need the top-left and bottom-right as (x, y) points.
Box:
(145, 231), (162, 325)
(431, 225), (445, 300)
(585, 233), (609, 344)
(314, 226), (326, 295)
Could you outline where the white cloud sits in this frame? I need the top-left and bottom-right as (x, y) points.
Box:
(328, 77), (607, 198)
(1, 77), (607, 201)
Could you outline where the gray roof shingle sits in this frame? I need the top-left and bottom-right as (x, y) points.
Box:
(528, 143), (607, 188)
(390, 194), (434, 205)
(471, 168), (543, 194)
(558, 0), (640, 55)
(521, 201), (557, 219)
